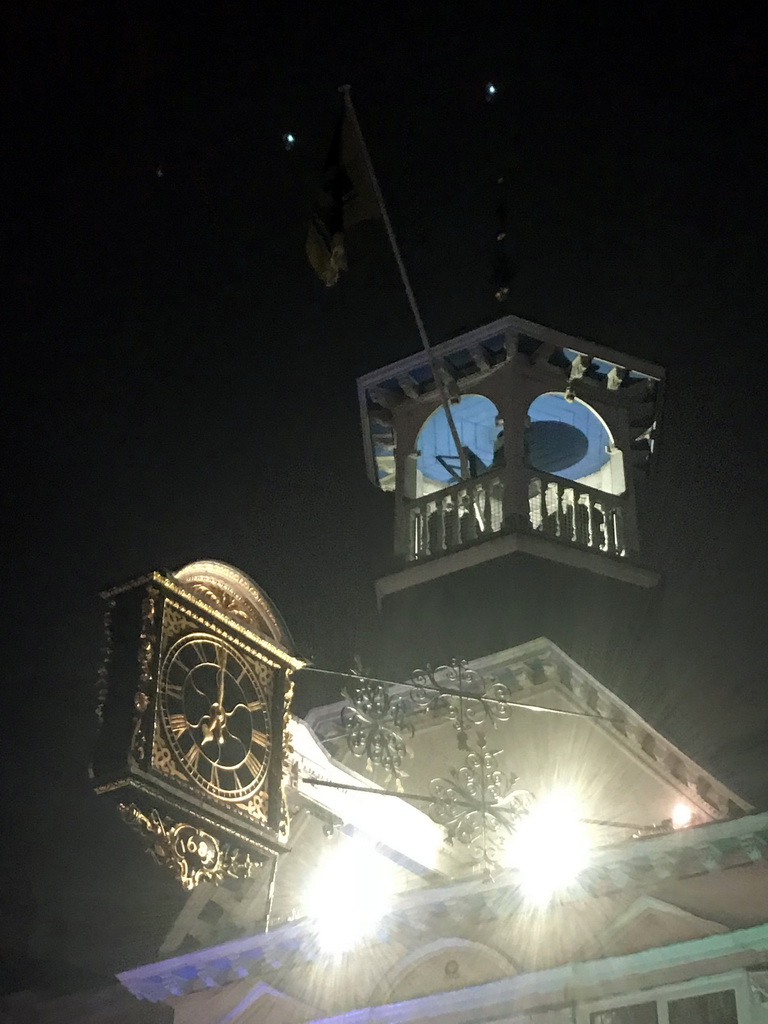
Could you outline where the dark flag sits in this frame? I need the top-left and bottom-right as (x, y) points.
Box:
(306, 108), (380, 287)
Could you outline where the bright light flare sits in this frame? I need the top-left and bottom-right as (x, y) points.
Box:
(506, 790), (591, 905)
(303, 837), (396, 955)
(671, 803), (693, 829)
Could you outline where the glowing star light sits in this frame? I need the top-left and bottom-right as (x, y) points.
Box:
(506, 790), (591, 905)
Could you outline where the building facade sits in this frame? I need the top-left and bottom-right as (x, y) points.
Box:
(116, 637), (766, 1024)
(24, 317), (763, 1024)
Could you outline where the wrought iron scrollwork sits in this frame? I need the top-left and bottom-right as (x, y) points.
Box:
(428, 734), (534, 874)
(337, 656), (536, 870)
(341, 677), (413, 780)
(411, 660), (516, 749)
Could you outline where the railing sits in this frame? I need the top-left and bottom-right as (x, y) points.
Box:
(403, 468), (627, 564)
(407, 471), (504, 562)
(527, 472), (626, 557)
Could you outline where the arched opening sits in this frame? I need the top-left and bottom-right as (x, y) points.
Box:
(368, 937), (515, 1005)
(525, 393), (624, 496)
(406, 396), (505, 560)
(414, 395), (502, 497)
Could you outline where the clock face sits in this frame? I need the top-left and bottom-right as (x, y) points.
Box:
(158, 633), (271, 801)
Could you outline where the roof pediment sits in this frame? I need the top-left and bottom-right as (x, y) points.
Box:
(157, 637), (753, 965)
(467, 637), (752, 824)
(305, 636), (751, 837)
(575, 895), (728, 959)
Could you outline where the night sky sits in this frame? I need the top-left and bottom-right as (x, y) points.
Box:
(4, 0), (768, 995)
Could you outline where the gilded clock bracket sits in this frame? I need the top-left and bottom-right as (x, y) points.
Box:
(119, 803), (262, 890)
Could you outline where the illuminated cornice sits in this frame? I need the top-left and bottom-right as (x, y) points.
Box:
(119, 915), (768, 1008)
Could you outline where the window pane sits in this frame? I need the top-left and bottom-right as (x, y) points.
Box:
(668, 990), (738, 1024)
(591, 1003), (659, 1024)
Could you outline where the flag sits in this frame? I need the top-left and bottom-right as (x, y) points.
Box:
(306, 107), (380, 287)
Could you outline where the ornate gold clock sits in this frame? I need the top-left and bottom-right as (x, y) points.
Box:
(91, 561), (304, 889)
(158, 633), (271, 801)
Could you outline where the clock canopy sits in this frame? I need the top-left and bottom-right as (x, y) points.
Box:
(174, 560), (294, 651)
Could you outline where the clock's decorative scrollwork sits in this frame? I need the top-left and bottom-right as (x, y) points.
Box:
(279, 669), (297, 839)
(119, 804), (260, 889)
(175, 560), (294, 651)
(152, 732), (188, 785)
(129, 588), (159, 767)
(94, 597), (115, 727)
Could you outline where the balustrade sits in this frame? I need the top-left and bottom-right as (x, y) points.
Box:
(402, 468), (627, 564)
(407, 472), (504, 562)
(527, 473), (626, 557)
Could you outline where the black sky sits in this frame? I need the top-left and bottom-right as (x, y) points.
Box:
(4, 0), (768, 993)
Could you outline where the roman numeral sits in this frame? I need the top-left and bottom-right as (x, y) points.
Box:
(191, 639), (214, 665)
(251, 729), (268, 750)
(244, 750), (263, 777)
(165, 682), (184, 700)
(185, 745), (201, 773)
(167, 713), (187, 738)
(209, 763), (220, 791)
(246, 699), (265, 714)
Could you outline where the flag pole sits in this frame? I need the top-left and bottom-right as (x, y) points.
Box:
(340, 85), (470, 482)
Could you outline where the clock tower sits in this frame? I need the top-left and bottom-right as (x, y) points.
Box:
(357, 315), (664, 673)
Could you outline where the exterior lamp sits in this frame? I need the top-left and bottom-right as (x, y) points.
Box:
(671, 803), (693, 829)
(506, 790), (591, 905)
(303, 836), (396, 955)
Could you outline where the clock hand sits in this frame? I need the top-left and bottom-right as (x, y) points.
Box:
(224, 701), (249, 720)
(215, 645), (227, 709)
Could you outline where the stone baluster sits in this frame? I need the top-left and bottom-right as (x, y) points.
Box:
(464, 487), (478, 544)
(445, 496), (460, 549)
(611, 505), (625, 555)
(490, 475), (503, 531)
(528, 476), (544, 531)
(575, 493), (591, 547)
(561, 486), (576, 542)
(544, 480), (561, 538)
(436, 495), (445, 551)
(412, 505), (420, 559)
(590, 499), (607, 551)
(408, 506), (419, 561)
(479, 481), (490, 534)
(428, 498), (445, 556)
